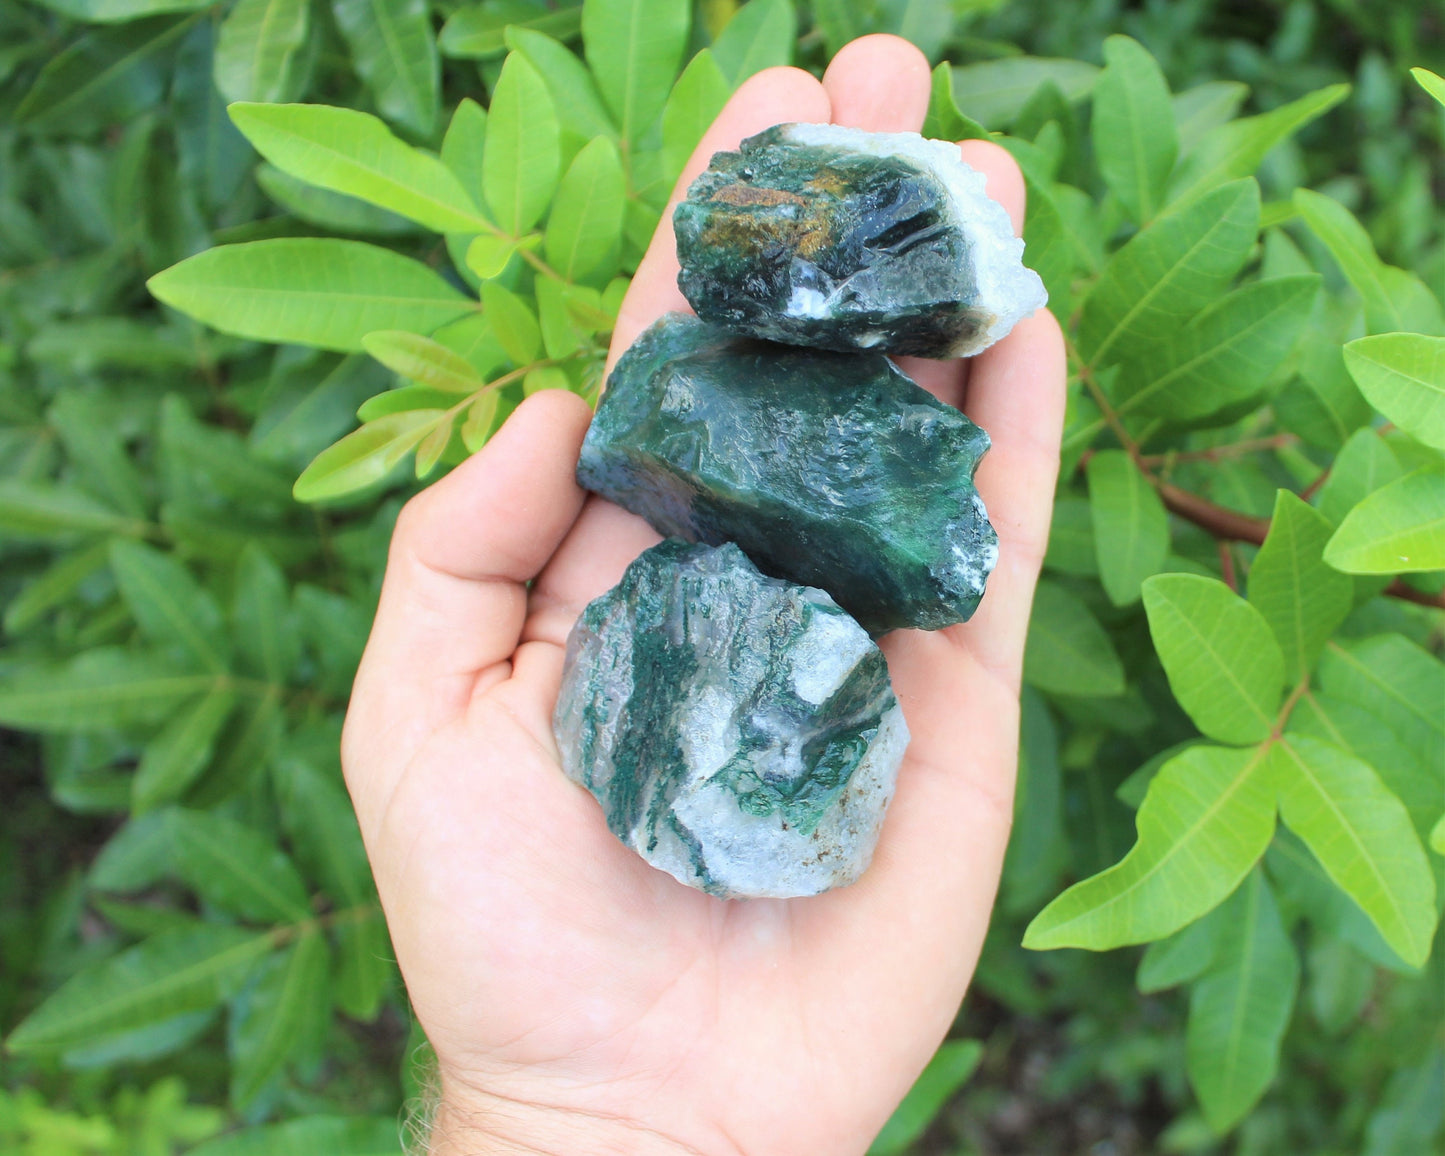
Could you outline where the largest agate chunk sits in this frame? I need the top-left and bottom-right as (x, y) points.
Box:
(674, 123), (1046, 358)
(578, 313), (998, 634)
(554, 539), (908, 899)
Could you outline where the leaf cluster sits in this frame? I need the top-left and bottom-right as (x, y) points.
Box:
(1, 1), (1442, 1153)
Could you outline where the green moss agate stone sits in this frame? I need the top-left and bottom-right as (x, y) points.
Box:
(674, 123), (1046, 358)
(577, 313), (998, 634)
(554, 539), (908, 899)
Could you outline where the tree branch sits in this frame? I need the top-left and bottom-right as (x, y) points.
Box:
(1154, 482), (1445, 610)
(1156, 483), (1270, 545)
(1384, 579), (1445, 610)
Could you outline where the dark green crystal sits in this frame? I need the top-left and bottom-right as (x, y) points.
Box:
(674, 123), (1045, 358)
(577, 313), (997, 634)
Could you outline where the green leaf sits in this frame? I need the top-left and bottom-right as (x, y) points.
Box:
(461, 390), (505, 452)
(505, 26), (616, 159)
(811, 0), (860, 57)
(293, 410), (442, 502)
(1114, 276), (1320, 421)
(132, 686), (237, 812)
(174, 18), (252, 211)
(464, 235), (518, 280)
(1364, 1045), (1445, 1156)
(334, 912), (394, 1021)
(31, 0), (210, 19)
(214, 0), (310, 105)
(1294, 189), (1444, 336)
(193, 686), (285, 806)
(6, 926), (273, 1054)
(441, 2), (582, 59)
(230, 104), (488, 234)
(1172, 80), (1249, 156)
(948, 57), (1098, 129)
(1317, 429), (1402, 527)
(1306, 934), (1375, 1035)
(356, 385), (460, 421)
(922, 61), (989, 142)
(233, 543), (299, 685)
(1186, 870), (1299, 1133)
(710, 0), (795, 86)
(1092, 35), (1177, 224)
(582, 0), (691, 142)
(15, 16), (194, 133)
(441, 97), (488, 205)
(1023, 744), (1275, 951)
(0, 480), (142, 539)
(1142, 575), (1285, 745)
(49, 390), (148, 520)
(0, 650), (213, 733)
(186, 1116), (402, 1156)
(1343, 334), (1445, 452)
(270, 171), (421, 233)
(868, 1039), (983, 1155)
(228, 930), (330, 1108)
(545, 136), (626, 282)
(1086, 450), (1169, 605)
(523, 366), (569, 395)
(662, 49), (731, 181)
(1271, 735), (1437, 967)
(1001, 688), (1064, 914)
(481, 281), (543, 364)
(1079, 179), (1260, 367)
(1169, 84), (1349, 206)
(4, 541), (112, 634)
(1274, 331), (1373, 451)
(109, 540), (230, 673)
(332, 0), (438, 137)
(148, 239), (475, 353)
(482, 52), (562, 236)
(362, 331), (485, 393)
(1324, 468), (1445, 574)
(169, 809), (312, 923)
(1412, 67), (1445, 107)
(1318, 635), (1444, 774)
(1042, 496), (1096, 576)
(1136, 901), (1227, 992)
(159, 395), (297, 512)
(274, 754), (374, 906)
(1432, 815), (1445, 857)
(1247, 492), (1352, 682)
(1291, 692), (1440, 843)
(91, 811), (175, 892)
(1022, 579), (1126, 697)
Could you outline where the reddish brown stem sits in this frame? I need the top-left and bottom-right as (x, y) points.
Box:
(1157, 483), (1270, 545)
(1384, 580), (1445, 610)
(1219, 541), (1239, 592)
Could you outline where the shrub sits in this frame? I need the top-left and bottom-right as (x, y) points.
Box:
(1, 0), (1441, 1152)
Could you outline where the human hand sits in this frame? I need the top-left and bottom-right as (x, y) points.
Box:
(341, 34), (1066, 1156)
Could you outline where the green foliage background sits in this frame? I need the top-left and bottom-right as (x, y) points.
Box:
(1, 0), (1442, 1152)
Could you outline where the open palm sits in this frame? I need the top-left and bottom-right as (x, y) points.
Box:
(342, 35), (1066, 1156)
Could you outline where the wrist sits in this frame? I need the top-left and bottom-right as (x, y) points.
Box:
(426, 1086), (705, 1156)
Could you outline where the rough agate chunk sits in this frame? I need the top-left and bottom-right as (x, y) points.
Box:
(554, 539), (908, 899)
(674, 123), (1046, 358)
(577, 313), (998, 634)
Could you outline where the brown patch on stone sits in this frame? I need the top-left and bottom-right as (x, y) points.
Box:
(708, 184), (804, 208)
(804, 167), (850, 198)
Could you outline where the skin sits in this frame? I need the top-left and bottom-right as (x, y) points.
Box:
(341, 35), (1067, 1156)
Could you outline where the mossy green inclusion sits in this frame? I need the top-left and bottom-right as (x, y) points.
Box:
(554, 539), (908, 900)
(578, 313), (998, 634)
